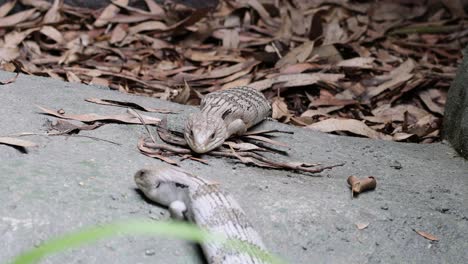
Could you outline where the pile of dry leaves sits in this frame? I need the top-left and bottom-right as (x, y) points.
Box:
(0, 0), (466, 143)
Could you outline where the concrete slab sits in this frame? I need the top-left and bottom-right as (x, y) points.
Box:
(1, 71), (467, 264)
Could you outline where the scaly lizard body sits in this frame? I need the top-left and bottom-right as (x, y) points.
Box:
(185, 86), (271, 153)
(134, 166), (268, 264)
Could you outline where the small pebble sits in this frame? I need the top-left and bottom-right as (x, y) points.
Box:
(145, 249), (156, 256)
(390, 160), (402, 170)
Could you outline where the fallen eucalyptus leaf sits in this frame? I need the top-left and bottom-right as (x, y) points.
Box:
(37, 106), (160, 125)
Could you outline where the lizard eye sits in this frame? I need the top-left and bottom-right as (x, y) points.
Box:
(210, 132), (215, 139)
(190, 130), (194, 137)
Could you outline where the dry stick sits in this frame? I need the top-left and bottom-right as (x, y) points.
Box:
(243, 129), (294, 136)
(5, 132), (121, 146)
(144, 142), (191, 154)
(389, 24), (464, 35)
(61, 134), (122, 146)
(128, 108), (156, 143)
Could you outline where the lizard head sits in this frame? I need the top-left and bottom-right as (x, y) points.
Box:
(184, 112), (227, 153)
(134, 166), (192, 207)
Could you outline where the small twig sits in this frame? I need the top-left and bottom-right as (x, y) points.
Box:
(128, 108), (156, 143)
(59, 134), (122, 146)
(6, 131), (121, 145)
(389, 24), (464, 35)
(271, 42), (283, 58)
(243, 129), (294, 136)
(144, 141), (191, 154)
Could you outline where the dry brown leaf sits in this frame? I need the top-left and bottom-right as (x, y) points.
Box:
(84, 98), (176, 114)
(247, 0), (275, 26)
(276, 41), (315, 68)
(224, 141), (262, 151)
(367, 59), (416, 98)
(371, 104), (430, 123)
(307, 118), (391, 140)
(280, 63), (320, 74)
(37, 105), (161, 125)
(419, 89), (444, 115)
(94, 2), (123, 27)
(244, 135), (289, 148)
(243, 129), (294, 136)
(138, 138), (178, 165)
(0, 136), (38, 149)
(184, 50), (246, 63)
(3, 28), (38, 48)
(337, 57), (375, 69)
(406, 115), (440, 137)
(45, 119), (104, 135)
(311, 44), (343, 63)
(178, 59), (259, 82)
(356, 222), (370, 230)
(392, 132), (416, 141)
(0, 8), (37, 27)
(110, 23), (127, 44)
(0, 0), (16, 18)
(144, 0), (165, 15)
(272, 97), (292, 122)
(441, 0), (466, 18)
(39, 26), (64, 43)
(89, 77), (110, 87)
(172, 81), (191, 104)
(43, 0), (63, 24)
(128, 21), (168, 34)
(249, 73), (344, 91)
(323, 17), (348, 45)
(301, 106), (343, 118)
(19, 0), (50, 10)
(66, 71), (81, 83)
(413, 229), (439, 241)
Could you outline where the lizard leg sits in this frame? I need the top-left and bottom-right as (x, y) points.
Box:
(226, 119), (247, 136)
(169, 200), (187, 220)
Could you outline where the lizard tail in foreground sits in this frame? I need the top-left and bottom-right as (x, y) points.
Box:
(134, 166), (268, 264)
(185, 86), (271, 153)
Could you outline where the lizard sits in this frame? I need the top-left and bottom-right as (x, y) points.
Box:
(134, 166), (268, 264)
(184, 86), (271, 153)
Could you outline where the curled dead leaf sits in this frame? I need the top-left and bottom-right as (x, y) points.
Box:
(347, 176), (377, 196)
(307, 118), (391, 140)
(0, 8), (37, 27)
(0, 136), (37, 148)
(356, 222), (370, 230)
(413, 229), (439, 241)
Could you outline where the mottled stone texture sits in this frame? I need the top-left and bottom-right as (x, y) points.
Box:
(443, 47), (468, 159)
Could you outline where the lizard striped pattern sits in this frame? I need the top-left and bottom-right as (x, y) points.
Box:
(185, 86), (271, 153)
(134, 166), (268, 263)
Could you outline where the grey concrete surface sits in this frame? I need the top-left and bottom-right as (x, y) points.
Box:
(0, 71), (467, 264)
(443, 46), (468, 159)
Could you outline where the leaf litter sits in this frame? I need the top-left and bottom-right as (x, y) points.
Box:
(0, 0), (464, 143)
(139, 118), (343, 174)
